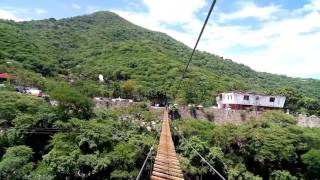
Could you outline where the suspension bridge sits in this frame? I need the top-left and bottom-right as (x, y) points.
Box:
(135, 109), (226, 180)
(151, 110), (184, 180)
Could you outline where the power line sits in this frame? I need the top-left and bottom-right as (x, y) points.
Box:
(175, 0), (218, 98)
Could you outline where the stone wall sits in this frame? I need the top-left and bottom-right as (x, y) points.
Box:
(175, 107), (262, 124)
(297, 115), (320, 128)
(94, 101), (320, 127)
(175, 107), (320, 127)
(94, 98), (145, 109)
(210, 109), (262, 124)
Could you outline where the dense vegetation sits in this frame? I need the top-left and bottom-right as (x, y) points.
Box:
(0, 11), (319, 115)
(0, 88), (319, 179)
(0, 90), (160, 179)
(172, 111), (320, 179)
(0, 10), (320, 180)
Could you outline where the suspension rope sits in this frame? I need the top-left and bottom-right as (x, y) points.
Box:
(136, 146), (154, 180)
(175, 0), (218, 94)
(136, 124), (162, 180)
(174, 127), (226, 180)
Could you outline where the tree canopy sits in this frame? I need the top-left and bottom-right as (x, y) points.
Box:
(172, 111), (320, 179)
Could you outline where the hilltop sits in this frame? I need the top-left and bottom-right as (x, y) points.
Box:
(0, 11), (319, 113)
(0, 11), (320, 179)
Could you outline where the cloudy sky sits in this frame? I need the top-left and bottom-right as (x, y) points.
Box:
(1, 0), (319, 79)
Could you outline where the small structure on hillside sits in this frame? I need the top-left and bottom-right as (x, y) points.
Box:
(98, 74), (104, 83)
(0, 73), (12, 84)
(93, 97), (134, 108)
(15, 86), (43, 97)
(27, 88), (43, 97)
(216, 91), (286, 110)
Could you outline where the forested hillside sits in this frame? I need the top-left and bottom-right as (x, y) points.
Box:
(0, 11), (320, 180)
(0, 11), (320, 111)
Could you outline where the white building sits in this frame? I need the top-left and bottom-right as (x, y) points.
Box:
(26, 88), (43, 97)
(98, 74), (104, 82)
(216, 92), (286, 110)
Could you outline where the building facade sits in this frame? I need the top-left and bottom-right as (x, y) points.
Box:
(216, 92), (286, 110)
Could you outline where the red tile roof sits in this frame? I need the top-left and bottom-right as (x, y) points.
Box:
(0, 73), (11, 79)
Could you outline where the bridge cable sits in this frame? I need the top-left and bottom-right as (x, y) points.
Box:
(135, 125), (162, 180)
(174, 127), (226, 180)
(175, 0), (218, 95)
(136, 146), (154, 180)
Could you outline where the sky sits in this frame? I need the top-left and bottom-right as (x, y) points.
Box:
(0, 0), (320, 79)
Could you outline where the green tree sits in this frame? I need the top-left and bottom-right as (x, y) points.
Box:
(146, 88), (168, 106)
(49, 83), (93, 120)
(0, 146), (34, 179)
(273, 87), (302, 114)
(120, 79), (137, 99)
(270, 170), (298, 180)
(302, 149), (320, 179)
(179, 136), (210, 177)
(227, 163), (262, 180)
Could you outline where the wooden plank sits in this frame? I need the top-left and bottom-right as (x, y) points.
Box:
(156, 155), (179, 161)
(151, 110), (184, 180)
(151, 176), (166, 180)
(152, 171), (184, 180)
(155, 157), (180, 165)
(153, 167), (184, 178)
(154, 163), (182, 171)
(154, 164), (182, 173)
(156, 153), (177, 159)
(154, 162), (181, 171)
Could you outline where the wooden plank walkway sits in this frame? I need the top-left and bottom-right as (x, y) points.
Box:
(151, 110), (184, 180)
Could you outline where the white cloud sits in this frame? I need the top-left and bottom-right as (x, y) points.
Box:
(141, 0), (206, 24)
(218, 2), (282, 21)
(302, 0), (320, 12)
(35, 8), (47, 15)
(199, 11), (320, 78)
(0, 9), (23, 21)
(113, 0), (207, 41)
(72, 3), (81, 10)
(113, 0), (320, 78)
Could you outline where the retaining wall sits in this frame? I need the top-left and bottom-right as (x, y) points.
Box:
(175, 107), (320, 127)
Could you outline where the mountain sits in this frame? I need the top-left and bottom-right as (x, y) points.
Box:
(0, 11), (319, 107)
(1, 12), (320, 179)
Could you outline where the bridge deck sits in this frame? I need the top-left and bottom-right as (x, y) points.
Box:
(151, 111), (184, 180)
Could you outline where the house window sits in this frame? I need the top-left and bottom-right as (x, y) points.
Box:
(256, 96), (259, 100)
(244, 95), (249, 100)
(270, 97), (275, 102)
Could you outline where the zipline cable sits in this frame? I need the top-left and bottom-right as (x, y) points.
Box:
(174, 0), (217, 98)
